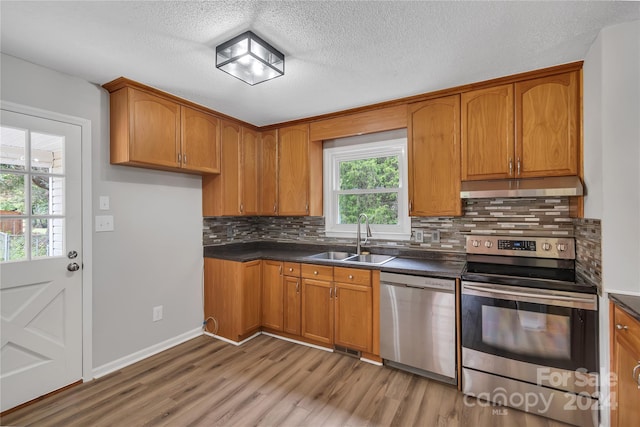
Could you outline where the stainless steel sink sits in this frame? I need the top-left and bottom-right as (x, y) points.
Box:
(344, 254), (396, 265)
(306, 251), (356, 261)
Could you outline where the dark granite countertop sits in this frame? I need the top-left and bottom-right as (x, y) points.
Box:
(609, 293), (640, 323)
(203, 242), (465, 279)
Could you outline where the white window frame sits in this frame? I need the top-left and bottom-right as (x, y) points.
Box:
(323, 131), (410, 241)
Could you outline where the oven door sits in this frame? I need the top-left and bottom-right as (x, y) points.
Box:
(462, 281), (598, 374)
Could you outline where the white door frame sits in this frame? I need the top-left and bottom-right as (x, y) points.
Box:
(1, 100), (93, 381)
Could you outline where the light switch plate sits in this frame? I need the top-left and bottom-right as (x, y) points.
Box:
(95, 215), (114, 232)
(99, 196), (110, 210)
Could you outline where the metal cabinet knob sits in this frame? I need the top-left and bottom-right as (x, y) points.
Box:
(348, 275), (354, 279)
(67, 262), (80, 272)
(289, 268), (293, 272)
(313, 271), (318, 275)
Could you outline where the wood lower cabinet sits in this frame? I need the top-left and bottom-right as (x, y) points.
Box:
(334, 267), (372, 352)
(408, 95), (462, 216)
(204, 258), (261, 342)
(301, 264), (334, 345)
(261, 260), (284, 331)
(283, 262), (302, 336)
(610, 301), (640, 427)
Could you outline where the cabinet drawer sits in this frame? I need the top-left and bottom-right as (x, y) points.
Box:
(334, 267), (371, 286)
(614, 305), (640, 350)
(301, 264), (333, 281)
(284, 262), (301, 277)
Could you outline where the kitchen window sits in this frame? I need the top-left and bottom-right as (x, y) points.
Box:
(323, 130), (410, 240)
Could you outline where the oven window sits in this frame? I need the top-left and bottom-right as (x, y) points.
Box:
(481, 306), (570, 359)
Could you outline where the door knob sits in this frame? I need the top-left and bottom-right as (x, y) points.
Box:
(67, 262), (80, 272)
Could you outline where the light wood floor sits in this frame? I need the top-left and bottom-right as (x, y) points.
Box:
(2, 334), (572, 427)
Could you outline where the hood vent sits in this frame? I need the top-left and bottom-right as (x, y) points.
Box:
(460, 176), (583, 199)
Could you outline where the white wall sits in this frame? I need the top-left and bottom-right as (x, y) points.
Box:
(0, 54), (204, 370)
(583, 20), (640, 295)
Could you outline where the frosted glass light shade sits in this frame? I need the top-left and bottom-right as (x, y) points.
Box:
(216, 31), (284, 85)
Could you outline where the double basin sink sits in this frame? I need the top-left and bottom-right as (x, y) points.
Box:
(306, 251), (395, 266)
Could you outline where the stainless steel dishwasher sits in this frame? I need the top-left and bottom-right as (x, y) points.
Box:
(380, 272), (456, 384)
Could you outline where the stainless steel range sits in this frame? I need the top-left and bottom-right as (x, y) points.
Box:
(461, 235), (599, 427)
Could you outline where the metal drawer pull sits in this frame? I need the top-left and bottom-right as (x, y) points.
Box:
(633, 363), (640, 388)
(616, 324), (629, 330)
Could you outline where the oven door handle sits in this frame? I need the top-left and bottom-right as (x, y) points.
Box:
(463, 284), (597, 310)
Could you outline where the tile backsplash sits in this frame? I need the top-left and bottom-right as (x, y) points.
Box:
(203, 196), (601, 291)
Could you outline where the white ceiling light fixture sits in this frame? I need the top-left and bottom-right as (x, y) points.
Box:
(216, 31), (285, 86)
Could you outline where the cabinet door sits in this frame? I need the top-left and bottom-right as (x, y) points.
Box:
(219, 120), (242, 215)
(408, 95), (462, 216)
(461, 84), (514, 180)
(241, 128), (260, 215)
(129, 88), (180, 168)
(261, 260), (284, 331)
(612, 334), (640, 427)
(204, 258), (241, 341)
(278, 124), (310, 216)
(515, 71), (579, 178)
(301, 278), (333, 345)
(260, 130), (278, 215)
(180, 106), (220, 174)
(283, 275), (301, 336)
(334, 282), (372, 352)
(240, 260), (262, 335)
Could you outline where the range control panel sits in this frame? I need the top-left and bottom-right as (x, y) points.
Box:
(465, 235), (575, 259)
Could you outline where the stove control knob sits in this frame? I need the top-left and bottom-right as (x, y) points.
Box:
(484, 241), (493, 248)
(542, 242), (551, 251)
(471, 240), (481, 248)
(557, 243), (567, 252)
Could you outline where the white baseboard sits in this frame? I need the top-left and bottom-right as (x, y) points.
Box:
(203, 331), (262, 346)
(361, 357), (383, 366)
(262, 332), (333, 352)
(92, 327), (203, 379)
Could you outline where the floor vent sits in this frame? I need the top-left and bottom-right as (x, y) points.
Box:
(334, 345), (361, 358)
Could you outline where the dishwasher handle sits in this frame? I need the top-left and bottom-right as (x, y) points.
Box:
(380, 272), (455, 292)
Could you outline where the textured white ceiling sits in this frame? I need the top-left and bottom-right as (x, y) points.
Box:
(1, 1), (638, 126)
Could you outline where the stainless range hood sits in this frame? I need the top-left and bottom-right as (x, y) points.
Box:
(460, 176), (584, 199)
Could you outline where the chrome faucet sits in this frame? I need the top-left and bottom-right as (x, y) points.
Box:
(356, 213), (372, 255)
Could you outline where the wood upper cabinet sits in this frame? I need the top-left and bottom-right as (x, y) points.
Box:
(515, 71), (579, 178)
(106, 83), (220, 174)
(204, 258), (261, 342)
(241, 128), (259, 215)
(610, 301), (640, 427)
(334, 267), (372, 353)
(408, 95), (462, 217)
(181, 106), (221, 174)
(202, 122), (260, 216)
(261, 260), (284, 331)
(461, 84), (514, 180)
(259, 130), (278, 216)
(278, 124), (312, 216)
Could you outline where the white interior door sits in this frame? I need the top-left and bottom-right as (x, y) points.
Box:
(0, 109), (82, 412)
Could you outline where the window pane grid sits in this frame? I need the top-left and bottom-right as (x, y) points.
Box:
(1, 125), (65, 261)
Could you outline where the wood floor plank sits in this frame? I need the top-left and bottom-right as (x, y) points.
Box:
(1, 334), (575, 427)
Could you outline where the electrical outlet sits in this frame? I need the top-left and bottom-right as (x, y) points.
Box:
(431, 230), (441, 243)
(153, 305), (163, 322)
(414, 229), (424, 243)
